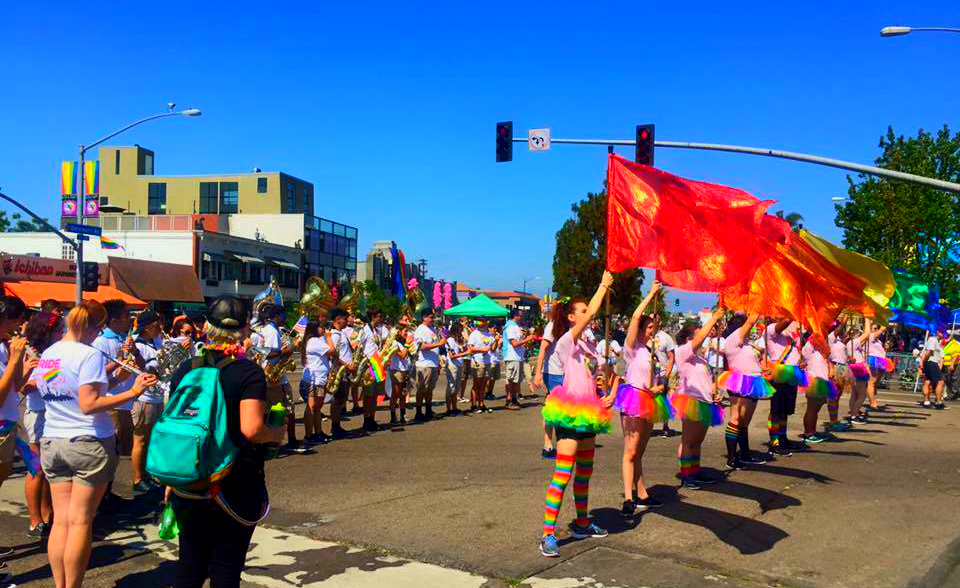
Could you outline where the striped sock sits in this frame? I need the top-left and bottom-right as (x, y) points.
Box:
(573, 447), (595, 528)
(827, 398), (840, 423)
(767, 419), (781, 444)
(779, 419), (789, 443)
(724, 423), (739, 459)
(543, 453), (574, 536)
(679, 455), (700, 478)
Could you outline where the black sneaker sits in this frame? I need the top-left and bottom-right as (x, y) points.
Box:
(0, 545), (14, 557)
(132, 480), (155, 493)
(726, 456), (745, 470)
(27, 521), (49, 539)
(936, 403), (946, 410)
(541, 448), (556, 460)
(331, 426), (349, 440)
(399, 414), (407, 425)
(620, 500), (637, 517)
(283, 441), (308, 454)
(390, 415), (399, 425)
(785, 439), (809, 451)
(770, 445), (793, 457)
(414, 412), (426, 423)
(680, 477), (702, 490)
(636, 496), (664, 509)
(692, 474), (718, 486)
(740, 452), (771, 465)
(852, 414), (868, 424)
(0, 562), (11, 587)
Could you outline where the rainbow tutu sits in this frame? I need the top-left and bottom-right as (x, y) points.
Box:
(613, 384), (673, 423)
(718, 371), (775, 400)
(849, 362), (871, 381)
(542, 385), (612, 434)
(767, 363), (809, 387)
(669, 393), (724, 427)
(868, 355), (894, 374)
(802, 377), (839, 401)
(832, 363), (851, 383)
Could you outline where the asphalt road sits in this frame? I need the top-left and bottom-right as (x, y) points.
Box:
(3, 373), (960, 588)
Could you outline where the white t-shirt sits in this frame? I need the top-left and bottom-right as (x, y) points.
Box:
(134, 336), (166, 404)
(414, 324), (440, 368)
(35, 341), (113, 439)
(93, 332), (135, 411)
(596, 339), (622, 365)
(0, 343), (20, 422)
(503, 322), (525, 362)
(446, 339), (464, 368)
(468, 330), (493, 365)
(541, 321), (563, 376)
(361, 324), (389, 358)
(303, 335), (332, 385)
(332, 329), (354, 365)
(923, 336), (944, 364)
(703, 336), (726, 369)
(654, 331), (677, 376)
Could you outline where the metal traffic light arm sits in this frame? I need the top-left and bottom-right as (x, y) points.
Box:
(510, 136), (960, 194)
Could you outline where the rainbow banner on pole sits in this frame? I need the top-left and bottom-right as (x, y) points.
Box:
(367, 352), (386, 383)
(84, 161), (99, 196)
(61, 161), (76, 195)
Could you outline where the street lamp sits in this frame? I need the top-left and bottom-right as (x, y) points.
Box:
(522, 276), (540, 294)
(73, 106), (202, 304)
(881, 26), (960, 37)
(831, 196), (851, 202)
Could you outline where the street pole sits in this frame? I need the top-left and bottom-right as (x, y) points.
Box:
(511, 136), (960, 194)
(881, 26), (960, 37)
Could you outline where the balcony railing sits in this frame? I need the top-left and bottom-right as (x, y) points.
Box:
(84, 215), (197, 232)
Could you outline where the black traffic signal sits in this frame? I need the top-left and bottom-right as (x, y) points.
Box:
(81, 261), (99, 292)
(635, 124), (655, 166)
(496, 121), (513, 162)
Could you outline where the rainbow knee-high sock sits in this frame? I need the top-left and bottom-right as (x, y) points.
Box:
(679, 455), (700, 479)
(767, 419), (781, 444)
(573, 447), (595, 528)
(543, 453), (574, 536)
(827, 399), (840, 424)
(724, 423), (739, 459)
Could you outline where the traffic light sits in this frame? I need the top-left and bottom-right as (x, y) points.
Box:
(81, 261), (99, 292)
(496, 121), (513, 162)
(635, 124), (655, 166)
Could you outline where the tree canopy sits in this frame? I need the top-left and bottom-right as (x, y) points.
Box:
(835, 125), (960, 305)
(0, 210), (50, 232)
(552, 186), (644, 315)
(362, 280), (403, 320)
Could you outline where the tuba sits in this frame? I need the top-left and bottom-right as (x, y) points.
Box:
(154, 337), (193, 382)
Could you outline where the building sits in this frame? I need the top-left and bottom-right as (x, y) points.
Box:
(63, 146), (358, 286)
(457, 284), (540, 320)
(356, 241), (461, 309)
(0, 226), (302, 304)
(94, 145), (314, 216)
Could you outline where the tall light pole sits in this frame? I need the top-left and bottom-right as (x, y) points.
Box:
(521, 276), (540, 294)
(73, 106), (202, 304)
(881, 26), (960, 37)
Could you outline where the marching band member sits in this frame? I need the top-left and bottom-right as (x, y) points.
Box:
(300, 320), (335, 443)
(389, 319), (413, 425)
(328, 308), (356, 439)
(413, 309), (446, 422)
(257, 304), (301, 453)
(360, 309), (390, 432)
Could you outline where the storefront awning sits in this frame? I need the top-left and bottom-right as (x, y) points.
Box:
(202, 252), (227, 262)
(267, 258), (301, 271)
(4, 281), (148, 309)
(108, 256), (204, 303)
(224, 251), (264, 265)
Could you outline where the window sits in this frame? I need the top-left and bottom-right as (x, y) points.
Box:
(114, 150), (121, 174)
(99, 196), (109, 206)
(219, 182), (239, 214)
(244, 265), (264, 285)
(345, 226), (357, 239)
(320, 219), (333, 233)
(302, 188), (310, 212)
(257, 177), (267, 193)
(286, 183), (295, 212)
(62, 244), (75, 261)
(199, 182), (218, 214)
(148, 183), (167, 215)
(143, 153), (154, 175)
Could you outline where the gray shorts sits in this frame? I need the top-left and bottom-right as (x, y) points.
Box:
(132, 401), (163, 435)
(446, 363), (463, 395)
(416, 366), (439, 394)
(23, 409), (45, 445)
(504, 360), (524, 384)
(40, 436), (118, 487)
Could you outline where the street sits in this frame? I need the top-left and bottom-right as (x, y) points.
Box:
(3, 374), (960, 588)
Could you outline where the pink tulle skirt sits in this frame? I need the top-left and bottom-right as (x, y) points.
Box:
(613, 384), (673, 423)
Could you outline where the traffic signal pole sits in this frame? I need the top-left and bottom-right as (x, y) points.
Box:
(509, 136), (960, 194)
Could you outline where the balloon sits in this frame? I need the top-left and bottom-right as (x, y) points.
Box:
(433, 282), (443, 309)
(407, 278), (419, 291)
(444, 283), (453, 310)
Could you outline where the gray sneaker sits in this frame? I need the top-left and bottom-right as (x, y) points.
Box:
(540, 534), (560, 557)
(570, 522), (608, 539)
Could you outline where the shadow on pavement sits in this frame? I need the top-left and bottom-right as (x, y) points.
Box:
(593, 484), (790, 554)
(114, 559), (179, 587)
(809, 449), (872, 459)
(699, 480), (802, 513)
(745, 464), (836, 484)
(825, 436), (886, 446)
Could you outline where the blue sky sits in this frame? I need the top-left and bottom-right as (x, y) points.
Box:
(1, 3), (957, 311)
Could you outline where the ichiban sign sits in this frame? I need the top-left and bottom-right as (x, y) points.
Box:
(528, 128), (551, 151)
(0, 254), (102, 284)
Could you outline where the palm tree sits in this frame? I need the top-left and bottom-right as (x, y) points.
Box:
(774, 210), (804, 232)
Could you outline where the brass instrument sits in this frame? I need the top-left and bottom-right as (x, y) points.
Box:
(154, 337), (193, 382)
(355, 327), (400, 386)
(263, 330), (299, 387)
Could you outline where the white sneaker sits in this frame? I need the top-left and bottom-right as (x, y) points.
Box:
(923, 401), (932, 408)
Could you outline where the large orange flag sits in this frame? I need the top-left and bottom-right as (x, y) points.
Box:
(606, 154), (783, 290)
(720, 223), (868, 335)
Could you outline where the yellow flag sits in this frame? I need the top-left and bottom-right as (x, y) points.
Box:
(799, 229), (894, 325)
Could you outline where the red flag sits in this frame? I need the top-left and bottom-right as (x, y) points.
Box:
(606, 154), (782, 290)
(719, 226), (868, 335)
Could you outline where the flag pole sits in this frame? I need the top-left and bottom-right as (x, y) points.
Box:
(913, 329), (929, 394)
(603, 145), (614, 394)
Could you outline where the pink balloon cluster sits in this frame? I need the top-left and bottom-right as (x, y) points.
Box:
(443, 283), (453, 310)
(433, 282), (443, 309)
(407, 278), (419, 290)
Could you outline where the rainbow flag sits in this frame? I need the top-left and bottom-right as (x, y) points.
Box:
(61, 161), (77, 195)
(367, 352), (386, 383)
(42, 368), (61, 383)
(84, 161), (100, 196)
(15, 437), (41, 476)
(100, 236), (125, 251)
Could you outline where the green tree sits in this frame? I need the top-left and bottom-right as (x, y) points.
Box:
(362, 280), (403, 320)
(834, 125), (960, 305)
(0, 210), (51, 232)
(774, 210), (804, 231)
(552, 187), (644, 315)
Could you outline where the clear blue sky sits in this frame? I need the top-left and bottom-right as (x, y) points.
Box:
(1, 4), (957, 311)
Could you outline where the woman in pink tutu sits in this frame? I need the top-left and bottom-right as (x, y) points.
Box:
(846, 328), (871, 424)
(718, 312), (774, 470)
(539, 271), (615, 558)
(613, 281), (671, 517)
(865, 320), (890, 412)
(798, 332), (835, 444)
(672, 308), (725, 490)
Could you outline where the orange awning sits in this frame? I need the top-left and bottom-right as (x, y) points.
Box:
(3, 281), (148, 309)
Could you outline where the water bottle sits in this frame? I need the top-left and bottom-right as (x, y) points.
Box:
(158, 502), (179, 540)
(264, 402), (288, 460)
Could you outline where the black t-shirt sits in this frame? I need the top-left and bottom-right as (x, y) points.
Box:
(169, 352), (268, 515)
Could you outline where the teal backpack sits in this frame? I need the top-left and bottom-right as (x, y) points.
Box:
(146, 353), (237, 493)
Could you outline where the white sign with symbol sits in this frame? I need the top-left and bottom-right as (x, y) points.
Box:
(528, 128), (551, 151)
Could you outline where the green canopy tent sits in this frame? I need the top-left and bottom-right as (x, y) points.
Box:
(443, 293), (510, 317)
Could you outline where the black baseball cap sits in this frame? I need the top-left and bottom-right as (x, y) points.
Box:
(208, 296), (247, 331)
(138, 310), (161, 329)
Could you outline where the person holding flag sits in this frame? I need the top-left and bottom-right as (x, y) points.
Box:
(360, 309), (390, 432)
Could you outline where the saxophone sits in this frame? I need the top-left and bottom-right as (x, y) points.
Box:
(263, 330), (299, 386)
(357, 327), (400, 386)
